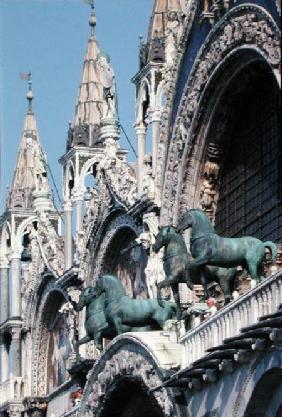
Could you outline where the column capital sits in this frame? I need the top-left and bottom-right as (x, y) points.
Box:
(63, 199), (73, 212)
(150, 108), (162, 123)
(9, 326), (22, 340)
(0, 256), (10, 269)
(9, 404), (24, 417)
(10, 251), (22, 261)
(134, 122), (147, 135)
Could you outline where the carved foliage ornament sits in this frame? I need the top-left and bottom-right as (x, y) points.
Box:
(81, 350), (173, 417)
(161, 5), (281, 224)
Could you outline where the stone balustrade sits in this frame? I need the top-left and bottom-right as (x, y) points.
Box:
(180, 271), (282, 368)
(0, 377), (25, 405)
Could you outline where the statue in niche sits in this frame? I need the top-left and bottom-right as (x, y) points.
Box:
(33, 143), (49, 193)
(103, 88), (117, 119)
(37, 213), (64, 275)
(99, 53), (117, 119)
(142, 154), (155, 199)
(98, 138), (137, 207)
(165, 11), (182, 67)
(24, 136), (36, 187)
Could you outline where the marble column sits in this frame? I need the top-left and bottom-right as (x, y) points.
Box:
(9, 254), (21, 319)
(151, 110), (161, 177)
(64, 200), (73, 271)
(74, 195), (84, 234)
(10, 327), (21, 378)
(135, 123), (147, 195)
(0, 258), (10, 324)
(0, 334), (9, 383)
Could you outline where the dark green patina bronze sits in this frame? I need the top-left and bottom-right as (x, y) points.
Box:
(76, 275), (176, 350)
(177, 208), (277, 282)
(153, 226), (237, 320)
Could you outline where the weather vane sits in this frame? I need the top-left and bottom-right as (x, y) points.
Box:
(20, 72), (33, 111)
(84, 0), (95, 10)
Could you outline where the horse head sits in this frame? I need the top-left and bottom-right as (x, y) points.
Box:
(177, 209), (214, 235)
(153, 226), (170, 252)
(76, 287), (98, 312)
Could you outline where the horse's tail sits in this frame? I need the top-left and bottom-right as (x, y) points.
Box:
(264, 241), (278, 263)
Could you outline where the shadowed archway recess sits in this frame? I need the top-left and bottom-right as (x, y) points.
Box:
(102, 226), (148, 299)
(213, 61), (281, 243)
(244, 369), (282, 417)
(99, 377), (165, 417)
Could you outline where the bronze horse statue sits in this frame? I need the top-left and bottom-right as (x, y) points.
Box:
(177, 209), (277, 283)
(76, 275), (177, 350)
(153, 226), (238, 319)
(94, 275), (177, 336)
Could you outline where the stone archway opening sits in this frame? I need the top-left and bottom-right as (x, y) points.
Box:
(99, 377), (165, 417)
(244, 368), (282, 417)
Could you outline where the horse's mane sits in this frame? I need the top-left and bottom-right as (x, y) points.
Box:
(188, 209), (215, 232)
(101, 274), (126, 295)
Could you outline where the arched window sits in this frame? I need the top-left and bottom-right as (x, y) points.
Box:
(215, 65), (281, 243)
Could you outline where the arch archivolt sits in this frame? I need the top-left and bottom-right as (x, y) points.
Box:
(80, 212), (141, 285)
(79, 155), (101, 190)
(231, 351), (282, 417)
(79, 335), (175, 417)
(160, 4), (281, 226)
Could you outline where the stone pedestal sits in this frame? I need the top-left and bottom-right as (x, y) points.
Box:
(33, 190), (53, 212)
(100, 117), (120, 141)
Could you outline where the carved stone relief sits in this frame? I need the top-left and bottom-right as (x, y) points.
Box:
(80, 343), (174, 417)
(199, 143), (223, 223)
(98, 138), (138, 208)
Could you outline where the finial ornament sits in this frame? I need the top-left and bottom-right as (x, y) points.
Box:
(20, 71), (33, 112)
(84, 0), (96, 35)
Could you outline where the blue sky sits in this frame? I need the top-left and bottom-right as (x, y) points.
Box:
(0, 0), (152, 211)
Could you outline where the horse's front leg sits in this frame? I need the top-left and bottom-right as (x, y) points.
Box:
(94, 332), (103, 352)
(171, 283), (182, 321)
(198, 268), (209, 300)
(190, 243), (212, 268)
(76, 334), (91, 349)
(112, 315), (123, 336)
(156, 282), (165, 308)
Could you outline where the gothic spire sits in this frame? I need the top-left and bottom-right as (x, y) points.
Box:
(67, 6), (118, 150)
(148, 0), (182, 40)
(7, 80), (53, 210)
